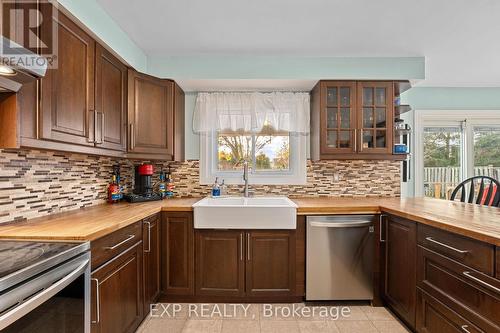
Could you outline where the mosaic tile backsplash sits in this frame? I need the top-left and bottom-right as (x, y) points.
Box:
(0, 149), (400, 224)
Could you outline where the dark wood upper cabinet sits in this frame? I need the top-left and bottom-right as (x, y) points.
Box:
(40, 11), (96, 146)
(91, 242), (144, 333)
(128, 70), (184, 160)
(311, 80), (400, 160)
(95, 44), (127, 151)
(357, 81), (394, 155)
(1, 6), (186, 161)
(382, 214), (417, 329)
(195, 230), (245, 297)
(316, 81), (357, 156)
(161, 212), (194, 296)
(246, 230), (296, 298)
(143, 214), (160, 314)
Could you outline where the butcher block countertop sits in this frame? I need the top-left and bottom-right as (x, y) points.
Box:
(0, 198), (198, 242)
(294, 197), (500, 246)
(0, 196), (499, 245)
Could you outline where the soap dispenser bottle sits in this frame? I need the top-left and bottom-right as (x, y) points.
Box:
(211, 177), (221, 197)
(220, 179), (226, 196)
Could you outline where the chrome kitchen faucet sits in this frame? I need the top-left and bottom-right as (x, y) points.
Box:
(243, 161), (250, 197)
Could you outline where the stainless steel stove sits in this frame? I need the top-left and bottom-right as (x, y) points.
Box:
(0, 240), (90, 333)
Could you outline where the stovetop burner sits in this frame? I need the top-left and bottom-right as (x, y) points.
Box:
(0, 240), (89, 292)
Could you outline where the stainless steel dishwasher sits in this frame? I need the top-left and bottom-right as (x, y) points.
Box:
(306, 215), (375, 301)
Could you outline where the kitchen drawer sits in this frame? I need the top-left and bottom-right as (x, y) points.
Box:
(416, 288), (484, 333)
(417, 245), (500, 332)
(91, 221), (142, 269)
(418, 224), (495, 275)
(143, 213), (160, 224)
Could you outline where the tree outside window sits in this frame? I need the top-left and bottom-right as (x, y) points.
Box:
(217, 128), (290, 172)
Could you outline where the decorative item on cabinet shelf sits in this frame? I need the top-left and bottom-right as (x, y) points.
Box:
(394, 118), (412, 183)
(394, 144), (408, 154)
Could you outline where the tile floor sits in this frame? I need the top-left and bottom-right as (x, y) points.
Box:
(136, 303), (411, 333)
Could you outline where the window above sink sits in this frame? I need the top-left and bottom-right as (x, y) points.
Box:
(194, 92), (309, 185)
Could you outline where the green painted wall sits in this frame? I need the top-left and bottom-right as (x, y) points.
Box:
(57, 0), (147, 72)
(148, 56), (425, 80)
(184, 93), (199, 160)
(402, 87), (500, 110)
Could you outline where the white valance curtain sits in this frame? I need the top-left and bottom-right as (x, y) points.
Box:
(193, 92), (310, 134)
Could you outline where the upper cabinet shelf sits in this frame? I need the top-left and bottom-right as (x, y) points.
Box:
(310, 80), (411, 160)
(394, 81), (412, 96)
(395, 105), (412, 116)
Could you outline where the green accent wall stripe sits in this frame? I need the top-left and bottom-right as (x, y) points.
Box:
(147, 56), (425, 80)
(57, 0), (147, 72)
(402, 87), (500, 110)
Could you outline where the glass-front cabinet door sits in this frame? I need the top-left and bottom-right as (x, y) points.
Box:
(357, 82), (393, 154)
(321, 81), (357, 154)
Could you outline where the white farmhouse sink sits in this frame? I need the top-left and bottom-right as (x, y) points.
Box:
(193, 196), (298, 229)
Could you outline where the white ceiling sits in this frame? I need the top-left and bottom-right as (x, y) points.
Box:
(97, 0), (500, 87)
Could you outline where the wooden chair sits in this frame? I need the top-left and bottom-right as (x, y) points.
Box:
(450, 176), (500, 207)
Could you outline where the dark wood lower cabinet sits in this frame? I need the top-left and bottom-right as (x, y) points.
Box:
(195, 230), (245, 297)
(143, 214), (160, 314)
(496, 247), (500, 280)
(379, 216), (500, 333)
(161, 212), (195, 296)
(416, 289), (484, 333)
(417, 243), (500, 332)
(381, 214), (417, 329)
(193, 229), (296, 300)
(91, 241), (144, 333)
(246, 230), (296, 297)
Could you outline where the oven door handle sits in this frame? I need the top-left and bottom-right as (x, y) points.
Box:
(0, 254), (90, 331)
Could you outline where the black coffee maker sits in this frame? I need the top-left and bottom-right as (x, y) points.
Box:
(124, 164), (161, 202)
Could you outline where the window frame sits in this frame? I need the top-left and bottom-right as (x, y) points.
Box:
(199, 130), (307, 185)
(414, 109), (500, 197)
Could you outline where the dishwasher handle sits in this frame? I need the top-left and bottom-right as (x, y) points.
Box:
(309, 221), (373, 228)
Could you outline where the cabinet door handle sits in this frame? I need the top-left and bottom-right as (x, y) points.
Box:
(129, 123), (135, 150)
(94, 111), (104, 144)
(247, 233), (251, 261)
(463, 271), (500, 293)
(104, 234), (135, 250)
(379, 214), (386, 242)
(240, 233), (243, 261)
(359, 129), (363, 152)
(353, 129), (357, 152)
(461, 325), (471, 333)
(144, 221), (151, 253)
(425, 237), (469, 254)
(88, 110), (97, 143)
(99, 112), (105, 144)
(91, 278), (100, 324)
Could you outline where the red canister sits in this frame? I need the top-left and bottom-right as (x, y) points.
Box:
(137, 164), (154, 176)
